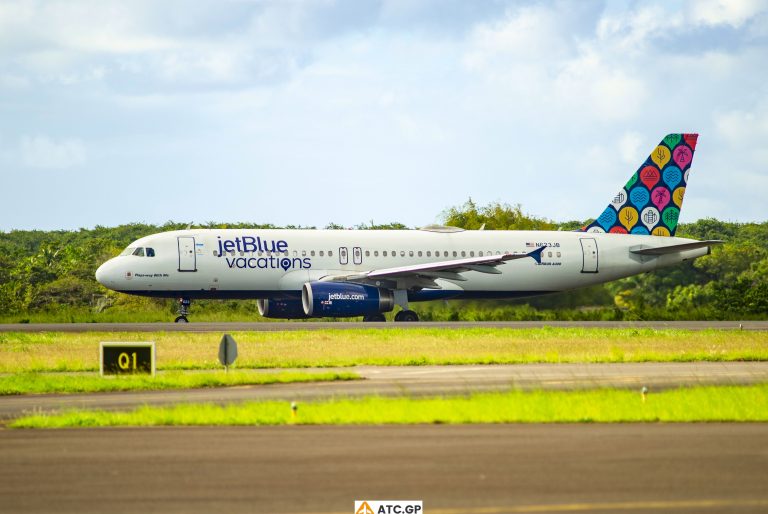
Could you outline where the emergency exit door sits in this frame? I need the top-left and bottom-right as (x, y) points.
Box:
(580, 238), (598, 273)
(339, 247), (348, 265)
(178, 236), (197, 272)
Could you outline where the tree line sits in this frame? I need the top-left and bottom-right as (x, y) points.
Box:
(0, 203), (766, 321)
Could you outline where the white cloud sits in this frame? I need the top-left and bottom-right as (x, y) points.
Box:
(714, 104), (768, 149)
(687, 0), (767, 28)
(596, 4), (680, 54)
(463, 5), (569, 71)
(20, 135), (87, 169)
(618, 131), (644, 165)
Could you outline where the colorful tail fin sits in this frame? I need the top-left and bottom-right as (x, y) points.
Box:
(582, 133), (698, 237)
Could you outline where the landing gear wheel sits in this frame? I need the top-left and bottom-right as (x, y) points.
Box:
(363, 313), (387, 322)
(394, 310), (419, 322)
(174, 315), (189, 323)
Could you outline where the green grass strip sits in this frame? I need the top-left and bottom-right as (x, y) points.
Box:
(0, 371), (359, 395)
(3, 328), (768, 373)
(11, 384), (768, 428)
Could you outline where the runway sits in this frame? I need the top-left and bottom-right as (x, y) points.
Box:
(1, 320), (767, 332)
(1, 424), (767, 513)
(2, 362), (767, 420)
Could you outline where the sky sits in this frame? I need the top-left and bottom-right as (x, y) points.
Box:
(1, 0), (767, 231)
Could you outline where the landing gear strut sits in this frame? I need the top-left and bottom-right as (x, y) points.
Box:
(394, 310), (419, 322)
(392, 289), (419, 322)
(175, 298), (191, 323)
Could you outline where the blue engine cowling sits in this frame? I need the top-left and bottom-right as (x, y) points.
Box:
(302, 282), (394, 317)
(257, 298), (311, 319)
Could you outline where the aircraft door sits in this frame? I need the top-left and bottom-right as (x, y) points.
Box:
(339, 247), (348, 265)
(178, 236), (197, 272)
(353, 247), (362, 265)
(580, 238), (598, 273)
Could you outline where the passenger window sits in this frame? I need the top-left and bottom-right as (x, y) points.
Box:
(452, 251), (457, 257)
(329, 251), (333, 257)
(302, 250), (307, 257)
(418, 251), (422, 257)
(146, 248), (155, 257)
(365, 250), (370, 257)
(213, 251), (219, 256)
(478, 251), (483, 257)
(557, 252), (561, 258)
(293, 250), (298, 257)
(374, 251), (379, 257)
(392, 251), (396, 257)
(426, 251), (431, 257)
(409, 251), (413, 257)
(383, 251), (387, 257)
(311, 250), (316, 256)
(400, 251), (405, 257)
(548, 251), (553, 257)
(132, 247), (145, 257)
(319, 251), (324, 257)
(444, 251), (449, 257)
(470, 251), (475, 257)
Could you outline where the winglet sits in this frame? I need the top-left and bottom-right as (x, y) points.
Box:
(527, 246), (546, 264)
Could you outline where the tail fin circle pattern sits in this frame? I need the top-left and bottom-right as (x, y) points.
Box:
(583, 133), (698, 237)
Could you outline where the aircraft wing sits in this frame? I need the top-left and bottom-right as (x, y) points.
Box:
(320, 246), (546, 288)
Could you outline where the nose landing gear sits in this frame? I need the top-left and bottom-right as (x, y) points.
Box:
(175, 298), (191, 323)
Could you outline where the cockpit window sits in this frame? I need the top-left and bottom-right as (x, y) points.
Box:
(146, 248), (155, 257)
(132, 247), (145, 257)
(120, 247), (135, 256)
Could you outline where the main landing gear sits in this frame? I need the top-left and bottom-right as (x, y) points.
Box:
(175, 298), (191, 323)
(391, 289), (419, 322)
(394, 310), (419, 322)
(361, 310), (420, 322)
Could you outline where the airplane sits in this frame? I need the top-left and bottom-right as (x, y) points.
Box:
(96, 133), (722, 322)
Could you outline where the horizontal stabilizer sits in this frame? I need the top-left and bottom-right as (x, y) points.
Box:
(630, 240), (723, 256)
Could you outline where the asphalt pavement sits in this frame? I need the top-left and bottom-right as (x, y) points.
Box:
(1, 424), (766, 514)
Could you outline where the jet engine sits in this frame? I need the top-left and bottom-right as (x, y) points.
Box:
(302, 282), (394, 317)
(257, 298), (311, 319)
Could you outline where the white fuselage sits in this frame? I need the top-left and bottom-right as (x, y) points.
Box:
(95, 228), (708, 301)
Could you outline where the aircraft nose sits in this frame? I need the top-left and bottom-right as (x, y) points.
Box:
(95, 260), (112, 287)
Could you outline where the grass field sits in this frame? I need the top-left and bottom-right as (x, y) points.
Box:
(1, 328), (766, 372)
(10, 383), (768, 428)
(0, 370), (358, 395)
